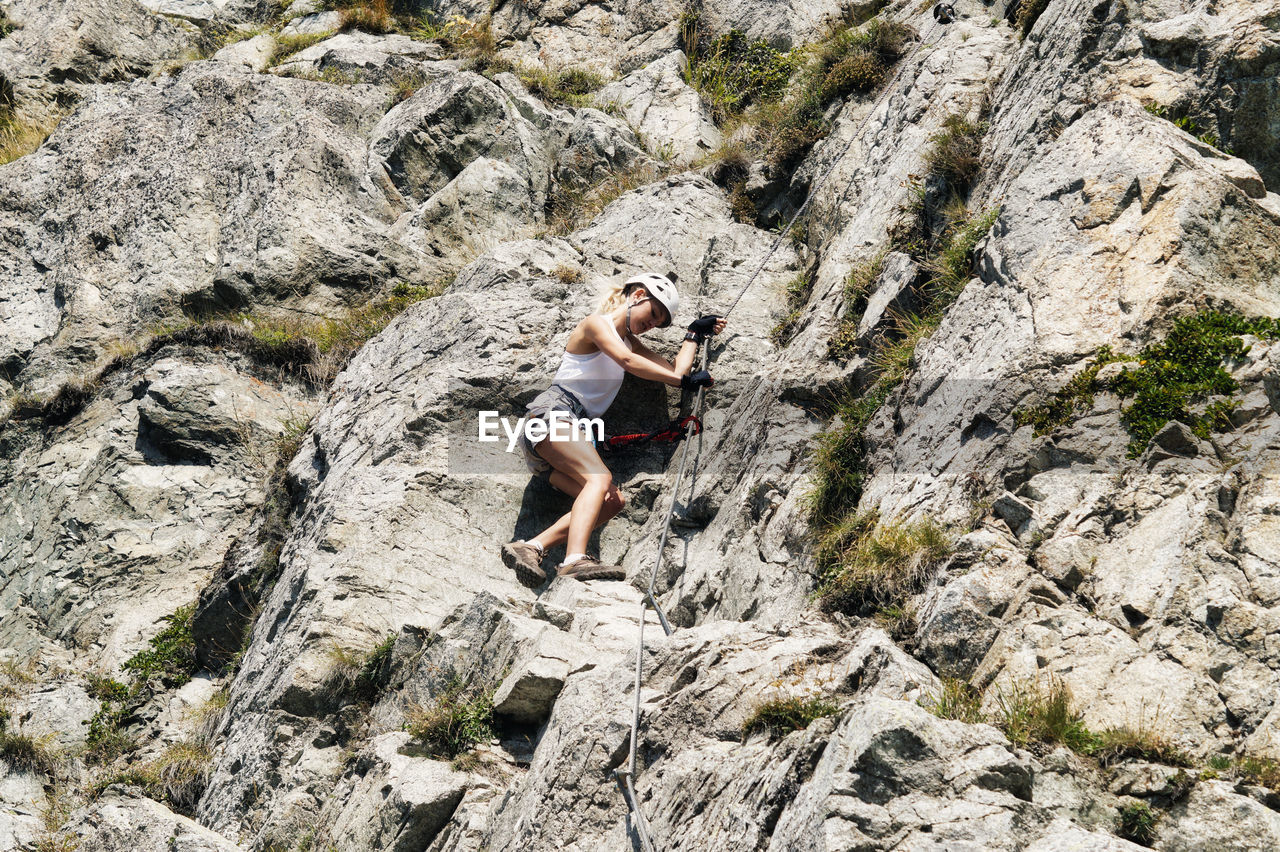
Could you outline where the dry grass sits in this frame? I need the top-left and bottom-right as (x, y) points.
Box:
(543, 161), (667, 236)
(0, 111), (63, 166)
(404, 679), (494, 759)
(816, 512), (953, 615)
(335, 0), (395, 33)
(741, 694), (838, 739)
(0, 708), (61, 777)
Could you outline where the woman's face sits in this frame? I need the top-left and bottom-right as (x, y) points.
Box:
(629, 289), (669, 334)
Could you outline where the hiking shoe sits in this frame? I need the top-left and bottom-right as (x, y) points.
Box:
(558, 556), (626, 582)
(501, 541), (547, 589)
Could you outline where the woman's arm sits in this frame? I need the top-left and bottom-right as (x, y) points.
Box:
(629, 334), (697, 376)
(583, 315), (685, 386)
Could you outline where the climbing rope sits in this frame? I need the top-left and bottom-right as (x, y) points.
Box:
(614, 12), (948, 850)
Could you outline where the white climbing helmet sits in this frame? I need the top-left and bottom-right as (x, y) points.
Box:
(623, 272), (679, 328)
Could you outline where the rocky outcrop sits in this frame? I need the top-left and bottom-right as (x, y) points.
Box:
(0, 0), (198, 118)
(3, 0), (1280, 849)
(62, 792), (246, 851)
(0, 351), (314, 669)
(593, 50), (720, 165)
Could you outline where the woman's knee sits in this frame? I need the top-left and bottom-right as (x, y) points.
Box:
(603, 485), (625, 515)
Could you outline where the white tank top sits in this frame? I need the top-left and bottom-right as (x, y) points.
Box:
(552, 317), (633, 418)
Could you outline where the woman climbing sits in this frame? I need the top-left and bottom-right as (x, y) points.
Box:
(502, 272), (726, 586)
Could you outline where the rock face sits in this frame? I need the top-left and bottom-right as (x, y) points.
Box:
(593, 50), (720, 165)
(3, 0), (1280, 850)
(0, 0), (198, 118)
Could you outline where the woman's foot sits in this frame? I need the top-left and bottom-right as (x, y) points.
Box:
(557, 556), (626, 582)
(501, 541), (547, 588)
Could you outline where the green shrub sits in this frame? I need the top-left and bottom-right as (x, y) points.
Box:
(741, 694), (839, 739)
(1014, 313), (1280, 456)
(821, 50), (885, 100)
(923, 678), (984, 724)
(920, 206), (999, 302)
(681, 16), (800, 121)
(122, 606), (197, 689)
(816, 513), (952, 615)
(1116, 801), (1159, 846)
(405, 679), (494, 759)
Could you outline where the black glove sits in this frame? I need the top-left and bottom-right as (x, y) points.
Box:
(680, 370), (714, 391)
(686, 314), (722, 341)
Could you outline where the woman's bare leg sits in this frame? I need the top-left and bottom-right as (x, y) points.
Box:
(530, 435), (616, 558)
(528, 469), (625, 551)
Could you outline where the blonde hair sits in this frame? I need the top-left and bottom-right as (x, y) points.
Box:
(597, 279), (633, 314)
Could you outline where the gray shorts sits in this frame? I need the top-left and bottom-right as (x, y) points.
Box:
(519, 384), (595, 476)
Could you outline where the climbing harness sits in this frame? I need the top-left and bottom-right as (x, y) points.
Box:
(614, 12), (951, 850)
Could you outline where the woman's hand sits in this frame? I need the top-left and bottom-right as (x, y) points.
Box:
(687, 314), (727, 341)
(681, 370), (714, 391)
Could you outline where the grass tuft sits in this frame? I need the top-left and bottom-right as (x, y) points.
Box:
(516, 66), (606, 108)
(770, 272), (814, 346)
(827, 253), (886, 358)
(268, 32), (329, 67)
(922, 115), (985, 195)
(404, 678), (494, 759)
(741, 694), (839, 740)
(815, 512), (952, 616)
(922, 678), (984, 724)
(992, 676), (1096, 753)
(326, 633), (396, 705)
(1116, 800), (1159, 846)
(0, 706), (60, 777)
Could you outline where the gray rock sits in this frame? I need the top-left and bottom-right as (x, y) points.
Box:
(211, 32), (276, 72)
(139, 0), (275, 25)
(0, 351), (314, 672)
(1025, 817), (1147, 851)
(278, 10), (340, 37)
(317, 733), (470, 852)
(61, 793), (245, 851)
(9, 679), (98, 748)
(0, 61), (412, 391)
(593, 50), (720, 166)
(0, 0), (198, 118)
(1157, 779), (1280, 852)
(0, 765), (45, 851)
(855, 250), (921, 343)
(268, 30), (445, 84)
